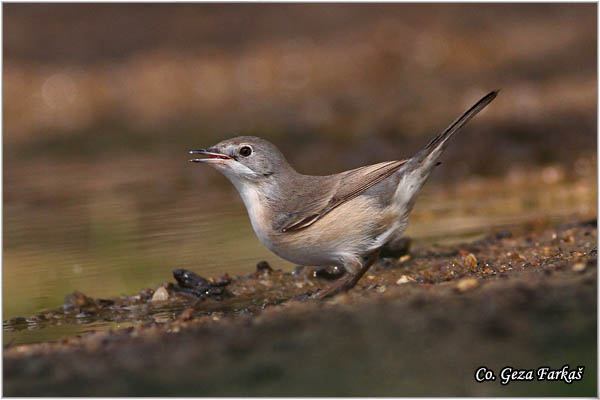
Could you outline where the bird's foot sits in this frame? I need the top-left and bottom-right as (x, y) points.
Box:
(311, 277), (356, 300)
(311, 250), (380, 300)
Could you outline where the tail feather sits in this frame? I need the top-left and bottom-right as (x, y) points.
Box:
(393, 90), (498, 209)
(407, 90), (498, 173)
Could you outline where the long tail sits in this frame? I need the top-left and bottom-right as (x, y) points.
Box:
(395, 90), (498, 207)
(411, 90), (498, 170)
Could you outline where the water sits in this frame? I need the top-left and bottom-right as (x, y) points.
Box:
(3, 193), (294, 320)
(3, 156), (596, 345)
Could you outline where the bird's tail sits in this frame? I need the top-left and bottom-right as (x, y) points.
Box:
(394, 90), (498, 207)
(411, 90), (498, 172)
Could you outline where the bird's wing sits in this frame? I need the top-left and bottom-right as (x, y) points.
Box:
(275, 160), (407, 233)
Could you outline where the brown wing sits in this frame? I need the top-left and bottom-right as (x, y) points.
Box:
(278, 160), (407, 232)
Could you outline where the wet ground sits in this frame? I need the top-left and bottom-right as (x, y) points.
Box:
(4, 2), (596, 320)
(4, 218), (596, 396)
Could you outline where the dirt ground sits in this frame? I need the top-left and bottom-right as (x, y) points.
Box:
(4, 219), (596, 396)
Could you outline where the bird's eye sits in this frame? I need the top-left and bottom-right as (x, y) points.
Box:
(239, 146), (252, 157)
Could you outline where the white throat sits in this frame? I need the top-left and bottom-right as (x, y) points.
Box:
(217, 165), (275, 248)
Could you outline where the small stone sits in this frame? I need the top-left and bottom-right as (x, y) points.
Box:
(139, 288), (154, 301)
(151, 286), (169, 302)
(312, 265), (345, 281)
(562, 235), (574, 243)
(380, 236), (412, 258)
(456, 277), (479, 292)
(396, 275), (410, 284)
(256, 261), (273, 273)
(572, 263), (586, 272)
(173, 269), (209, 289)
(510, 252), (527, 262)
(463, 253), (478, 270)
(63, 291), (92, 310)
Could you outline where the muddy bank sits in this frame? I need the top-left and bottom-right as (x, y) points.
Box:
(4, 219), (596, 396)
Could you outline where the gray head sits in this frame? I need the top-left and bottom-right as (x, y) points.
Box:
(190, 136), (294, 184)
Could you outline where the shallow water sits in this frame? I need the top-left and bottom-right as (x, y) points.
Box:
(3, 194), (291, 318)
(3, 161), (596, 345)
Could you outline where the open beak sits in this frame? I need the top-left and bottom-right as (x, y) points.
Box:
(189, 149), (232, 163)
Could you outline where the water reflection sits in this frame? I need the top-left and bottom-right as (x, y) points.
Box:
(4, 192), (295, 322)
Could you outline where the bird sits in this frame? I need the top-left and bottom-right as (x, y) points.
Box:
(190, 90), (498, 298)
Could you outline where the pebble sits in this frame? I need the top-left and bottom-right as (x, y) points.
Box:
(63, 291), (92, 309)
(463, 253), (478, 269)
(312, 265), (345, 281)
(256, 261), (273, 273)
(456, 277), (479, 292)
(398, 254), (411, 263)
(572, 263), (586, 272)
(396, 275), (411, 284)
(151, 287), (169, 302)
(172, 269), (209, 289)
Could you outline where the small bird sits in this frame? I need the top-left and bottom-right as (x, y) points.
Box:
(190, 90), (498, 298)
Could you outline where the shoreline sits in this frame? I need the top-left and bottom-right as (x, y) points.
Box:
(4, 218), (596, 396)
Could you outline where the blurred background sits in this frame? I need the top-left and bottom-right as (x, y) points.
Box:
(3, 4), (596, 327)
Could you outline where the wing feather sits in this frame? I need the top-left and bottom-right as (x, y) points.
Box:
(278, 160), (406, 232)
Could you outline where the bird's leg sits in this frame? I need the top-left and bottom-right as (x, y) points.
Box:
(312, 250), (380, 300)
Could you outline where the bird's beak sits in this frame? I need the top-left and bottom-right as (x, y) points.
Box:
(189, 149), (232, 163)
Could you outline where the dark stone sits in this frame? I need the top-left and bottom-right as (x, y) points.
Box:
(312, 265), (345, 281)
(172, 268), (231, 300)
(173, 269), (209, 289)
(63, 291), (92, 310)
(256, 261), (273, 273)
(380, 236), (412, 258)
(138, 288), (154, 301)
